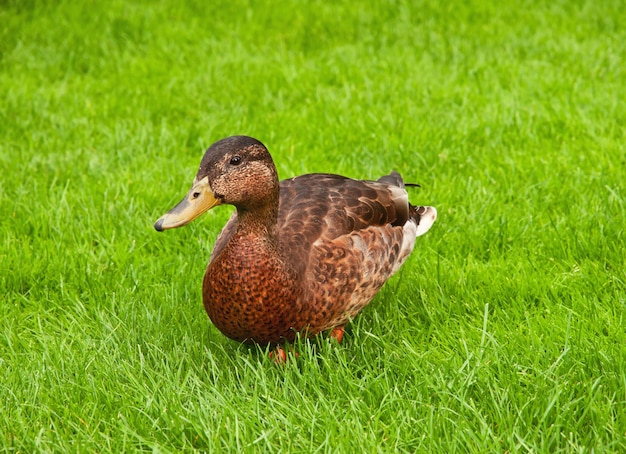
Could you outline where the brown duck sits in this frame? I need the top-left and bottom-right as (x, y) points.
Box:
(154, 136), (436, 346)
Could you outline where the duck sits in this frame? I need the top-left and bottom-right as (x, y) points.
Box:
(154, 135), (437, 346)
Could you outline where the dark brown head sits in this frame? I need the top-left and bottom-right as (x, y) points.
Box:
(154, 136), (279, 231)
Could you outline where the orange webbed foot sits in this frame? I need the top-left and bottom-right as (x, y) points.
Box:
(330, 326), (345, 343)
(269, 346), (299, 364)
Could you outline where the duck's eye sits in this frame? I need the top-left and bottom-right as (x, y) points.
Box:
(192, 192), (200, 199)
(229, 155), (242, 166)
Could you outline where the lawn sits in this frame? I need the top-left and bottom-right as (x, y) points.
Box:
(1, 0), (625, 451)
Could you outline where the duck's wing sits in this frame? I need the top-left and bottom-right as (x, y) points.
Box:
(277, 172), (433, 243)
(275, 172), (434, 269)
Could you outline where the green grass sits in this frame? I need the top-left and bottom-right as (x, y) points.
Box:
(1, 0), (625, 451)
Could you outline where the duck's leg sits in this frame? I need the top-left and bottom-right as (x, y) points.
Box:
(269, 346), (300, 363)
(330, 326), (345, 343)
(269, 346), (287, 363)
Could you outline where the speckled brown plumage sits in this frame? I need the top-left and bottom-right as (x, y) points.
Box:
(155, 136), (437, 345)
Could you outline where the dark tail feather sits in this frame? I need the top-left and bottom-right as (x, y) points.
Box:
(377, 171), (405, 188)
(378, 171), (421, 189)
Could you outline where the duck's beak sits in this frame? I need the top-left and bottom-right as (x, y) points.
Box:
(154, 176), (221, 231)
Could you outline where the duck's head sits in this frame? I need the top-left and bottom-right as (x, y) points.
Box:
(154, 135), (279, 231)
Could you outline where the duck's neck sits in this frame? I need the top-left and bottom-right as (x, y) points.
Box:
(234, 202), (280, 245)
